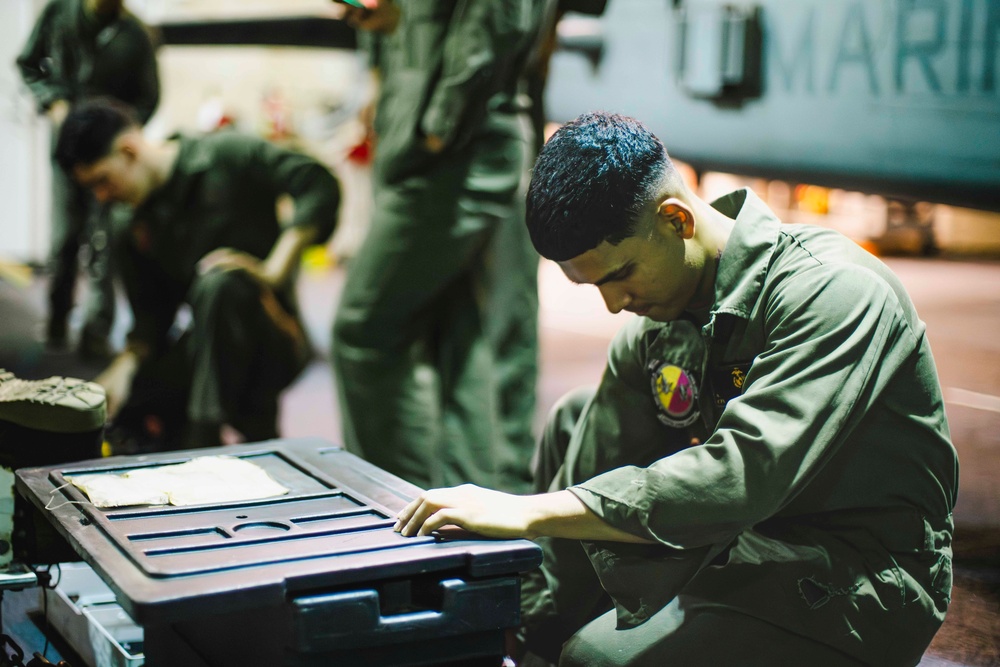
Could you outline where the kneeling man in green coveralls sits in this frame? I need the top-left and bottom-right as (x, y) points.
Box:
(54, 99), (340, 450)
(394, 112), (958, 666)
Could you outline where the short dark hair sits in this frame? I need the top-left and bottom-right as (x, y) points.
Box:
(54, 98), (139, 173)
(526, 112), (675, 261)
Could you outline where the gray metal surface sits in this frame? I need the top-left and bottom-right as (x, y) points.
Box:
(548, 0), (1000, 210)
(15, 438), (542, 626)
(42, 562), (144, 667)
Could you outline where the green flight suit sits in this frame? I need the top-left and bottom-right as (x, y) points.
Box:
(111, 133), (339, 450)
(16, 0), (159, 347)
(332, 0), (548, 491)
(528, 189), (958, 666)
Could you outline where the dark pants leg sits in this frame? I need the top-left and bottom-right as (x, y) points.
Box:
(185, 269), (309, 443)
(47, 160), (89, 343)
(332, 167), (498, 489)
(332, 113), (529, 491)
(48, 157), (116, 346)
(112, 270), (307, 451)
(482, 113), (539, 495)
(80, 205), (117, 343)
(560, 596), (865, 667)
(520, 387), (613, 663)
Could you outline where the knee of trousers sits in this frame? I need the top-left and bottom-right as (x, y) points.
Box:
(554, 386), (596, 418)
(331, 303), (398, 357)
(543, 386), (596, 438)
(559, 629), (625, 667)
(189, 270), (259, 318)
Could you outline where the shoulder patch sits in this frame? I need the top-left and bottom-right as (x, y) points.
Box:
(649, 361), (700, 428)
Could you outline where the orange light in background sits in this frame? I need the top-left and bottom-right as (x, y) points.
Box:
(855, 239), (880, 256)
(673, 160), (700, 192)
(795, 184), (830, 215)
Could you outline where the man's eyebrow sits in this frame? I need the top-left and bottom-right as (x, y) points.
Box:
(593, 262), (632, 287)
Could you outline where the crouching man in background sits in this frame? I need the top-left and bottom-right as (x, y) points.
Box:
(55, 99), (340, 450)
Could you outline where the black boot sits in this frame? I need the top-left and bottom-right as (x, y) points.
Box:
(0, 370), (106, 563)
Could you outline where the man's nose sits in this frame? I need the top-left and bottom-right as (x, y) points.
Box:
(598, 285), (631, 314)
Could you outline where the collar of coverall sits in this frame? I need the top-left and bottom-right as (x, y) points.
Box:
(707, 188), (782, 323)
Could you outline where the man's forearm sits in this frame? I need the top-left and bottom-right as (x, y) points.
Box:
(529, 490), (654, 542)
(261, 225), (319, 289)
(395, 486), (655, 544)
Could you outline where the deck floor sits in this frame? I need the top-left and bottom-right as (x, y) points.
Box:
(2, 257), (997, 666)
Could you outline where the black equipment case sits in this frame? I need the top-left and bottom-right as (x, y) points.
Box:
(15, 438), (542, 667)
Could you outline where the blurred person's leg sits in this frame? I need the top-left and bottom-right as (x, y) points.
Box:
(332, 154), (501, 489)
(107, 341), (192, 454)
(46, 159), (88, 349)
(482, 112), (539, 494)
(109, 270), (309, 452)
(0, 277), (44, 374)
(78, 203), (118, 359)
(184, 269), (310, 448)
(520, 387), (611, 664)
(435, 115), (534, 491)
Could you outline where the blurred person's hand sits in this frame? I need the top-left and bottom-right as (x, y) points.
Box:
(424, 134), (446, 153)
(95, 347), (143, 419)
(47, 99), (70, 127)
(343, 0), (400, 34)
(197, 245), (306, 349)
(198, 247), (275, 289)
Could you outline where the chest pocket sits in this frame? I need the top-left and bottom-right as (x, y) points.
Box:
(645, 319), (706, 430)
(709, 361), (753, 410)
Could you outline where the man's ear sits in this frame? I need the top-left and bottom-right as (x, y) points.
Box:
(655, 197), (695, 240)
(116, 131), (140, 162)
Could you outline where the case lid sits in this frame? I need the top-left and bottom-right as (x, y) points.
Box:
(16, 438), (541, 624)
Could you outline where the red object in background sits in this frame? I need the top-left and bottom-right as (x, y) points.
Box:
(347, 136), (373, 165)
(262, 89), (291, 142)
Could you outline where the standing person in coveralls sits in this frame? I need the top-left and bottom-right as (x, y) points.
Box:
(17, 0), (159, 358)
(332, 0), (551, 492)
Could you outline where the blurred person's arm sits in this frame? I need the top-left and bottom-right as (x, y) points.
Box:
(15, 1), (72, 117)
(127, 20), (161, 125)
(199, 141), (340, 291)
(420, 0), (534, 152)
(200, 225), (320, 293)
(341, 0), (400, 34)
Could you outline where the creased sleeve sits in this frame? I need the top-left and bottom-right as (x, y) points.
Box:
(571, 264), (917, 549)
(251, 140), (340, 244)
